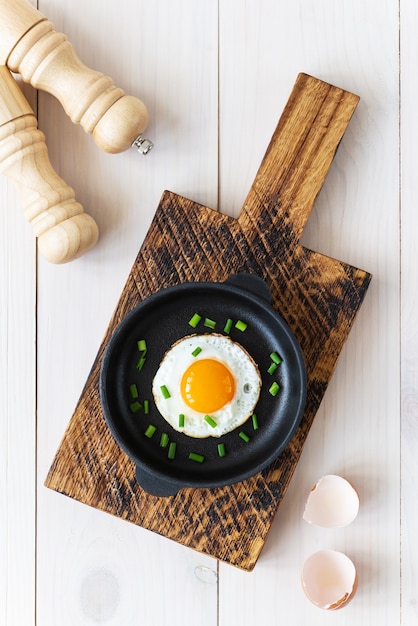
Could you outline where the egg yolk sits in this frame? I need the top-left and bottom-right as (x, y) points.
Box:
(180, 358), (235, 413)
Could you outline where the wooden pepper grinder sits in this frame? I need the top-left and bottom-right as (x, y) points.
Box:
(0, 0), (153, 155)
(0, 66), (99, 263)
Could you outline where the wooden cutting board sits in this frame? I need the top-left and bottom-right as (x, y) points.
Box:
(45, 73), (371, 571)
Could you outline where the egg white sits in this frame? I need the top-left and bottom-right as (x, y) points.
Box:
(152, 333), (261, 438)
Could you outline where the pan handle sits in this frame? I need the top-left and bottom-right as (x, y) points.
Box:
(224, 272), (272, 303)
(135, 465), (181, 497)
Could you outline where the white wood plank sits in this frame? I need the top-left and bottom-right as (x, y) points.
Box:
(0, 78), (37, 625)
(218, 1), (400, 625)
(35, 1), (219, 624)
(400, 1), (418, 623)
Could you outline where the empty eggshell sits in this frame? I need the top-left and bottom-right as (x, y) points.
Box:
(303, 474), (359, 528)
(301, 549), (358, 610)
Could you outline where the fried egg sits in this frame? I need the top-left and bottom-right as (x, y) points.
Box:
(152, 333), (261, 438)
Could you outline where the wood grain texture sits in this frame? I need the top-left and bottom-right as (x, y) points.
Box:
(45, 74), (371, 570)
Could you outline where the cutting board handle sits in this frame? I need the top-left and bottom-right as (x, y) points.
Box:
(238, 74), (360, 247)
(0, 66), (98, 263)
(0, 0), (151, 154)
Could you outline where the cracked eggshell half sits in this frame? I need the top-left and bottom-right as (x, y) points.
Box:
(303, 474), (359, 528)
(301, 550), (358, 610)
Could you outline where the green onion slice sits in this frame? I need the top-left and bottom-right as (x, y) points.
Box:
(137, 339), (147, 352)
(270, 352), (282, 365)
(269, 381), (280, 396)
(178, 414), (185, 428)
(239, 431), (250, 442)
(130, 401), (142, 413)
(267, 362), (278, 375)
(189, 452), (205, 463)
(204, 318), (216, 329)
(136, 355), (146, 370)
(252, 413), (259, 430)
(160, 432), (169, 448)
(130, 383), (139, 398)
(189, 313), (202, 328)
(217, 443), (226, 457)
(168, 442), (177, 460)
(204, 415), (217, 428)
(223, 318), (233, 334)
(144, 424), (156, 438)
(235, 320), (248, 332)
(143, 399), (150, 414)
(192, 346), (202, 357)
(160, 385), (171, 399)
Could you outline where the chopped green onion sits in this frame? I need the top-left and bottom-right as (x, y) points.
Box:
(217, 443), (226, 457)
(269, 381), (280, 396)
(168, 442), (177, 459)
(160, 432), (169, 448)
(235, 320), (248, 332)
(135, 339), (147, 369)
(252, 413), (259, 430)
(239, 431), (250, 443)
(267, 362), (278, 375)
(204, 318), (216, 329)
(189, 452), (205, 463)
(192, 346), (202, 357)
(189, 313), (202, 328)
(223, 318), (233, 334)
(160, 385), (171, 399)
(270, 352), (282, 365)
(130, 383), (139, 398)
(137, 339), (147, 352)
(130, 401), (142, 413)
(136, 355), (146, 370)
(144, 424), (156, 438)
(178, 413), (185, 428)
(204, 415), (217, 428)
(143, 399), (150, 414)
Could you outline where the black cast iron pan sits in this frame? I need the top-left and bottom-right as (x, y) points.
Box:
(100, 272), (307, 496)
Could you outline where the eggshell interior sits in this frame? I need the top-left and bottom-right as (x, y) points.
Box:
(303, 474), (359, 528)
(301, 550), (357, 610)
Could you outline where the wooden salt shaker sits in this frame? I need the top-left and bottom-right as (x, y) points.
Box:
(0, 66), (99, 263)
(0, 0), (153, 155)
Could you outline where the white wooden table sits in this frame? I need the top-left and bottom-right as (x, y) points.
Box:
(1, 0), (416, 624)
